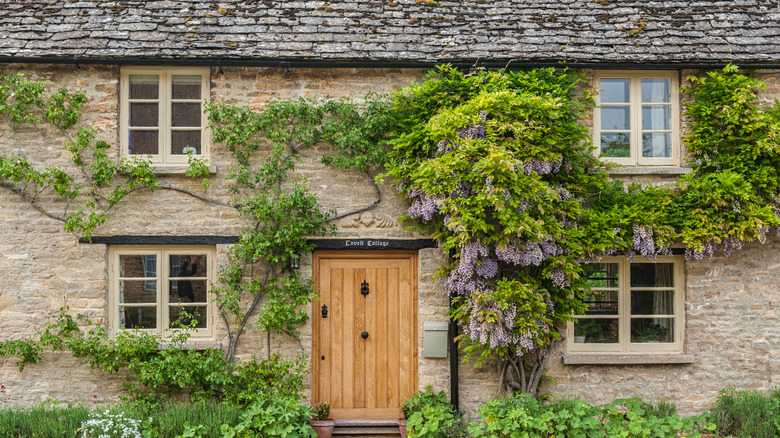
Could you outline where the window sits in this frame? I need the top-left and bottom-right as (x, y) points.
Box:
(120, 67), (210, 165)
(568, 256), (684, 353)
(594, 71), (679, 166)
(108, 246), (215, 338)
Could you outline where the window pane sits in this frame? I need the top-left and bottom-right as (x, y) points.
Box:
(172, 102), (201, 127)
(129, 130), (159, 155)
(169, 255), (207, 278)
(584, 263), (619, 288)
(642, 106), (671, 130)
(172, 75), (202, 99)
(130, 102), (158, 127)
(119, 280), (156, 303)
(171, 130), (201, 155)
(642, 78), (671, 103)
(129, 75), (159, 99)
(631, 290), (674, 315)
(170, 280), (208, 303)
(580, 290), (619, 315)
(601, 106), (630, 130)
(631, 318), (674, 343)
(630, 263), (674, 287)
(169, 305), (208, 329)
(642, 133), (672, 158)
(600, 79), (629, 103)
(600, 133), (630, 157)
(119, 254), (156, 277)
(574, 318), (618, 343)
(120, 306), (157, 329)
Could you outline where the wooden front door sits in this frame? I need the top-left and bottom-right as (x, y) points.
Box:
(313, 250), (418, 419)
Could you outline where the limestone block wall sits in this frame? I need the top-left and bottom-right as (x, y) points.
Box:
(0, 63), (441, 407)
(0, 63), (779, 418)
(544, 235), (780, 415)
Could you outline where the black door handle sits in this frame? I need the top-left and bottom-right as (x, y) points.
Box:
(361, 331), (369, 339)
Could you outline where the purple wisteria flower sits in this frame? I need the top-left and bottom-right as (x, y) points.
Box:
(550, 267), (568, 287)
(632, 224), (656, 259)
(445, 241), (490, 296)
(408, 188), (442, 221)
(496, 240), (545, 266)
(522, 156), (563, 176)
(459, 124), (487, 140)
(475, 258), (499, 278)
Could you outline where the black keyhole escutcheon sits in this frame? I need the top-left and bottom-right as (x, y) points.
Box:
(321, 305), (328, 318)
(361, 331), (369, 339)
(361, 280), (369, 297)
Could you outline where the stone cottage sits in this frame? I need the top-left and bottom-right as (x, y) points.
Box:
(1, 0), (779, 428)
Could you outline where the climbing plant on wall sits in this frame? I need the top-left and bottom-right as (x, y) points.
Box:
(0, 68), (392, 405)
(382, 64), (780, 397)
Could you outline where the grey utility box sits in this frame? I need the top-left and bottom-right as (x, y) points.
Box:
(423, 321), (449, 358)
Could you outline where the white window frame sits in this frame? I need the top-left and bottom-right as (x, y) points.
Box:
(108, 245), (215, 339)
(593, 71), (680, 166)
(119, 66), (210, 165)
(567, 256), (684, 354)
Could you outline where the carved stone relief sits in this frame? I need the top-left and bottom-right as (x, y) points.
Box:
(338, 212), (397, 229)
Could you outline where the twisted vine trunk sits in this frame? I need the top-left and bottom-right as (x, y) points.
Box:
(498, 337), (563, 398)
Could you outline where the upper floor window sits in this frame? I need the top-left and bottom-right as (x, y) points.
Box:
(108, 245), (215, 338)
(594, 71), (679, 166)
(567, 256), (684, 354)
(120, 67), (210, 165)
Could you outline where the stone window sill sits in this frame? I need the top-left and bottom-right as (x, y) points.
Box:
(158, 340), (224, 350)
(118, 165), (218, 176)
(605, 166), (692, 176)
(562, 353), (696, 365)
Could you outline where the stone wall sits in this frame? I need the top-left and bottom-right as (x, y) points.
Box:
(0, 63), (779, 418)
(543, 235), (780, 415)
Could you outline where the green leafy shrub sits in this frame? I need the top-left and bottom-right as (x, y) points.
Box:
(0, 309), (307, 410)
(711, 387), (780, 438)
(219, 395), (316, 438)
(404, 386), (467, 438)
(468, 393), (713, 438)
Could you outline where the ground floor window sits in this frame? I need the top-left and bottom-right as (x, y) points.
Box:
(568, 256), (684, 353)
(108, 245), (215, 338)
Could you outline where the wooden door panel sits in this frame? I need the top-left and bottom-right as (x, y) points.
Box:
(313, 251), (417, 419)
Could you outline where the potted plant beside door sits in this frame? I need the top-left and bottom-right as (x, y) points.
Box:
(310, 402), (335, 438)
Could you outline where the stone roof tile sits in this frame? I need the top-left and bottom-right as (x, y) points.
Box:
(1, 0), (779, 64)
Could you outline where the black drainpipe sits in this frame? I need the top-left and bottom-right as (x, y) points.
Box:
(449, 293), (460, 412)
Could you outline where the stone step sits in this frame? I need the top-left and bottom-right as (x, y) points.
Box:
(333, 418), (401, 437)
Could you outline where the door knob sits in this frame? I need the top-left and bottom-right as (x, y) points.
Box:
(361, 331), (369, 339)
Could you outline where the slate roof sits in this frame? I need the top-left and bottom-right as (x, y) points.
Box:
(1, 0), (779, 65)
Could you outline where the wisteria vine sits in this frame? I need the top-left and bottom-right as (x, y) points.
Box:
(383, 64), (780, 397)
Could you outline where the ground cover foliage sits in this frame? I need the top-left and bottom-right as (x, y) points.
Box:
(1, 387), (778, 437)
(382, 64), (780, 396)
(0, 64), (779, 432)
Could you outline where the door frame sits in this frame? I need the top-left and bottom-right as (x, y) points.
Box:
(311, 249), (418, 417)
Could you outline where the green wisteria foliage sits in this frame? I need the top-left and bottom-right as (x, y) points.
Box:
(382, 65), (780, 397)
